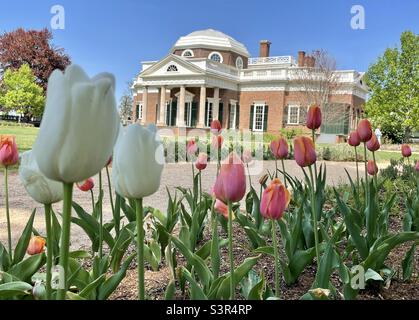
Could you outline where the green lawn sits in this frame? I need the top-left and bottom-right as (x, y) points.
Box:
(1, 125), (39, 153)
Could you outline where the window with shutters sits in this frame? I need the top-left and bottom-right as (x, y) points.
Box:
(205, 102), (213, 127)
(229, 103), (237, 129)
(287, 105), (300, 125)
(253, 104), (265, 132)
(136, 102), (143, 120)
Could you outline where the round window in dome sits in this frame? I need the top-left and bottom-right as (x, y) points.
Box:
(208, 52), (223, 63)
(182, 49), (194, 57)
(236, 57), (244, 69)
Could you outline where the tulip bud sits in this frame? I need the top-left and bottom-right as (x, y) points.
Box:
(186, 139), (198, 156)
(32, 281), (47, 300)
(293, 136), (317, 167)
(0, 135), (19, 167)
(270, 137), (288, 159)
(367, 160), (378, 176)
(415, 160), (419, 172)
(259, 174), (269, 186)
(210, 120), (222, 136)
(348, 131), (361, 147)
(213, 152), (246, 203)
(19, 151), (63, 204)
(76, 178), (95, 192)
(214, 199), (229, 219)
(366, 133), (380, 152)
(306, 105), (322, 130)
(27, 236), (46, 255)
(357, 119), (372, 142)
(242, 149), (253, 164)
(260, 178), (290, 220)
(212, 135), (223, 150)
(195, 153), (208, 171)
(401, 144), (412, 158)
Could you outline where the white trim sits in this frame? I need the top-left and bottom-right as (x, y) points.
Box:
(174, 90), (195, 103)
(287, 105), (300, 125)
(229, 101), (238, 129)
(166, 64), (179, 72)
(252, 103), (266, 132)
(182, 49), (194, 57)
(208, 51), (223, 63)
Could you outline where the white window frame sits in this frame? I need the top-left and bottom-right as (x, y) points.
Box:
(235, 57), (244, 69)
(208, 51), (223, 63)
(287, 105), (300, 125)
(137, 102), (143, 120)
(252, 103), (266, 132)
(182, 49), (194, 57)
(205, 101), (213, 127)
(229, 100), (238, 129)
(185, 101), (193, 127)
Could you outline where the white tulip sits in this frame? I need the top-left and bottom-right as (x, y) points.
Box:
(112, 124), (164, 199)
(19, 151), (63, 204)
(33, 64), (120, 183)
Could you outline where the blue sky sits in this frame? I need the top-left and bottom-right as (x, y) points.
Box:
(1, 0), (418, 101)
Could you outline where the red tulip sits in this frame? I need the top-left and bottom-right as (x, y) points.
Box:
(366, 133), (380, 152)
(214, 199), (229, 219)
(415, 160), (419, 172)
(213, 152), (246, 203)
(0, 135), (19, 167)
(27, 236), (46, 255)
(77, 178), (94, 192)
(293, 136), (317, 167)
(242, 149), (253, 164)
(270, 137), (288, 159)
(187, 139), (198, 155)
(210, 120), (222, 136)
(260, 178), (291, 220)
(195, 153), (208, 171)
(357, 119), (372, 142)
(212, 135), (223, 150)
(367, 160), (378, 176)
(348, 131), (361, 147)
(401, 144), (412, 158)
(306, 105), (322, 130)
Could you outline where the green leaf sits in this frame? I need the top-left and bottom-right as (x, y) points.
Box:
(78, 274), (106, 299)
(8, 253), (45, 282)
(182, 267), (208, 300)
(13, 209), (36, 265)
(165, 279), (176, 300)
(69, 250), (92, 259)
(0, 281), (32, 299)
(364, 268), (384, 282)
(401, 244), (416, 281)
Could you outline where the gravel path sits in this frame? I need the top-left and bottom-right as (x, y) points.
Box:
(0, 160), (384, 249)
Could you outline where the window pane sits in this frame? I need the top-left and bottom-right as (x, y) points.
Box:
(288, 106), (299, 124)
(254, 105), (264, 131)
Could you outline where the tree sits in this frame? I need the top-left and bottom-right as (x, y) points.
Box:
(119, 82), (133, 122)
(0, 28), (71, 91)
(0, 64), (45, 117)
(365, 31), (419, 143)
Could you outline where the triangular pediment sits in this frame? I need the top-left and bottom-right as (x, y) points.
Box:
(140, 54), (205, 78)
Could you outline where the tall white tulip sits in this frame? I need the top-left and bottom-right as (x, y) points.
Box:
(112, 124), (164, 199)
(112, 123), (164, 300)
(33, 64), (120, 183)
(19, 151), (63, 204)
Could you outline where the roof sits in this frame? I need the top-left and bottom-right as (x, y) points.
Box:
(171, 29), (250, 57)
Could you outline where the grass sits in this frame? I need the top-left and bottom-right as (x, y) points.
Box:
(1, 125), (39, 153)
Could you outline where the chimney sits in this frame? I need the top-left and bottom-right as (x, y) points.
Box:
(298, 51), (306, 67)
(259, 40), (271, 57)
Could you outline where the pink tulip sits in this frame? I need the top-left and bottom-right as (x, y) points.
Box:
(0, 135), (19, 167)
(77, 178), (94, 192)
(293, 136), (316, 167)
(210, 120), (222, 136)
(242, 149), (253, 164)
(212, 135), (223, 150)
(348, 131), (361, 147)
(401, 144), (412, 158)
(357, 119), (372, 142)
(27, 236), (46, 255)
(366, 133), (380, 152)
(367, 160), (378, 176)
(415, 160), (419, 172)
(195, 153), (208, 171)
(306, 105), (322, 130)
(214, 199), (229, 219)
(213, 152), (246, 203)
(187, 139), (198, 155)
(260, 178), (291, 220)
(270, 137), (288, 159)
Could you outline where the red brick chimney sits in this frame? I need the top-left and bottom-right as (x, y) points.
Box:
(298, 51), (306, 67)
(259, 40), (271, 58)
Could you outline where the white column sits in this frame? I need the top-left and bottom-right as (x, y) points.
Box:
(141, 86), (148, 124)
(157, 86), (166, 125)
(212, 87), (219, 121)
(177, 85), (186, 127)
(197, 85), (206, 128)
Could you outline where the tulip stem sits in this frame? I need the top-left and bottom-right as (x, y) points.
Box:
(199, 171), (202, 204)
(90, 189), (95, 213)
(271, 219), (280, 298)
(372, 151), (378, 189)
(98, 171), (103, 258)
(210, 199), (220, 278)
(135, 198), (145, 300)
(363, 143), (369, 207)
(4, 166), (12, 260)
(312, 129), (318, 184)
(281, 158), (287, 188)
(246, 163), (252, 190)
(274, 159), (278, 178)
(227, 201), (235, 300)
(57, 182), (73, 300)
(105, 165), (115, 221)
(44, 203), (53, 300)
(354, 146), (360, 189)
(308, 166), (320, 265)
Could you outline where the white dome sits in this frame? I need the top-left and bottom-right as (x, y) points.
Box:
(172, 29), (250, 57)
